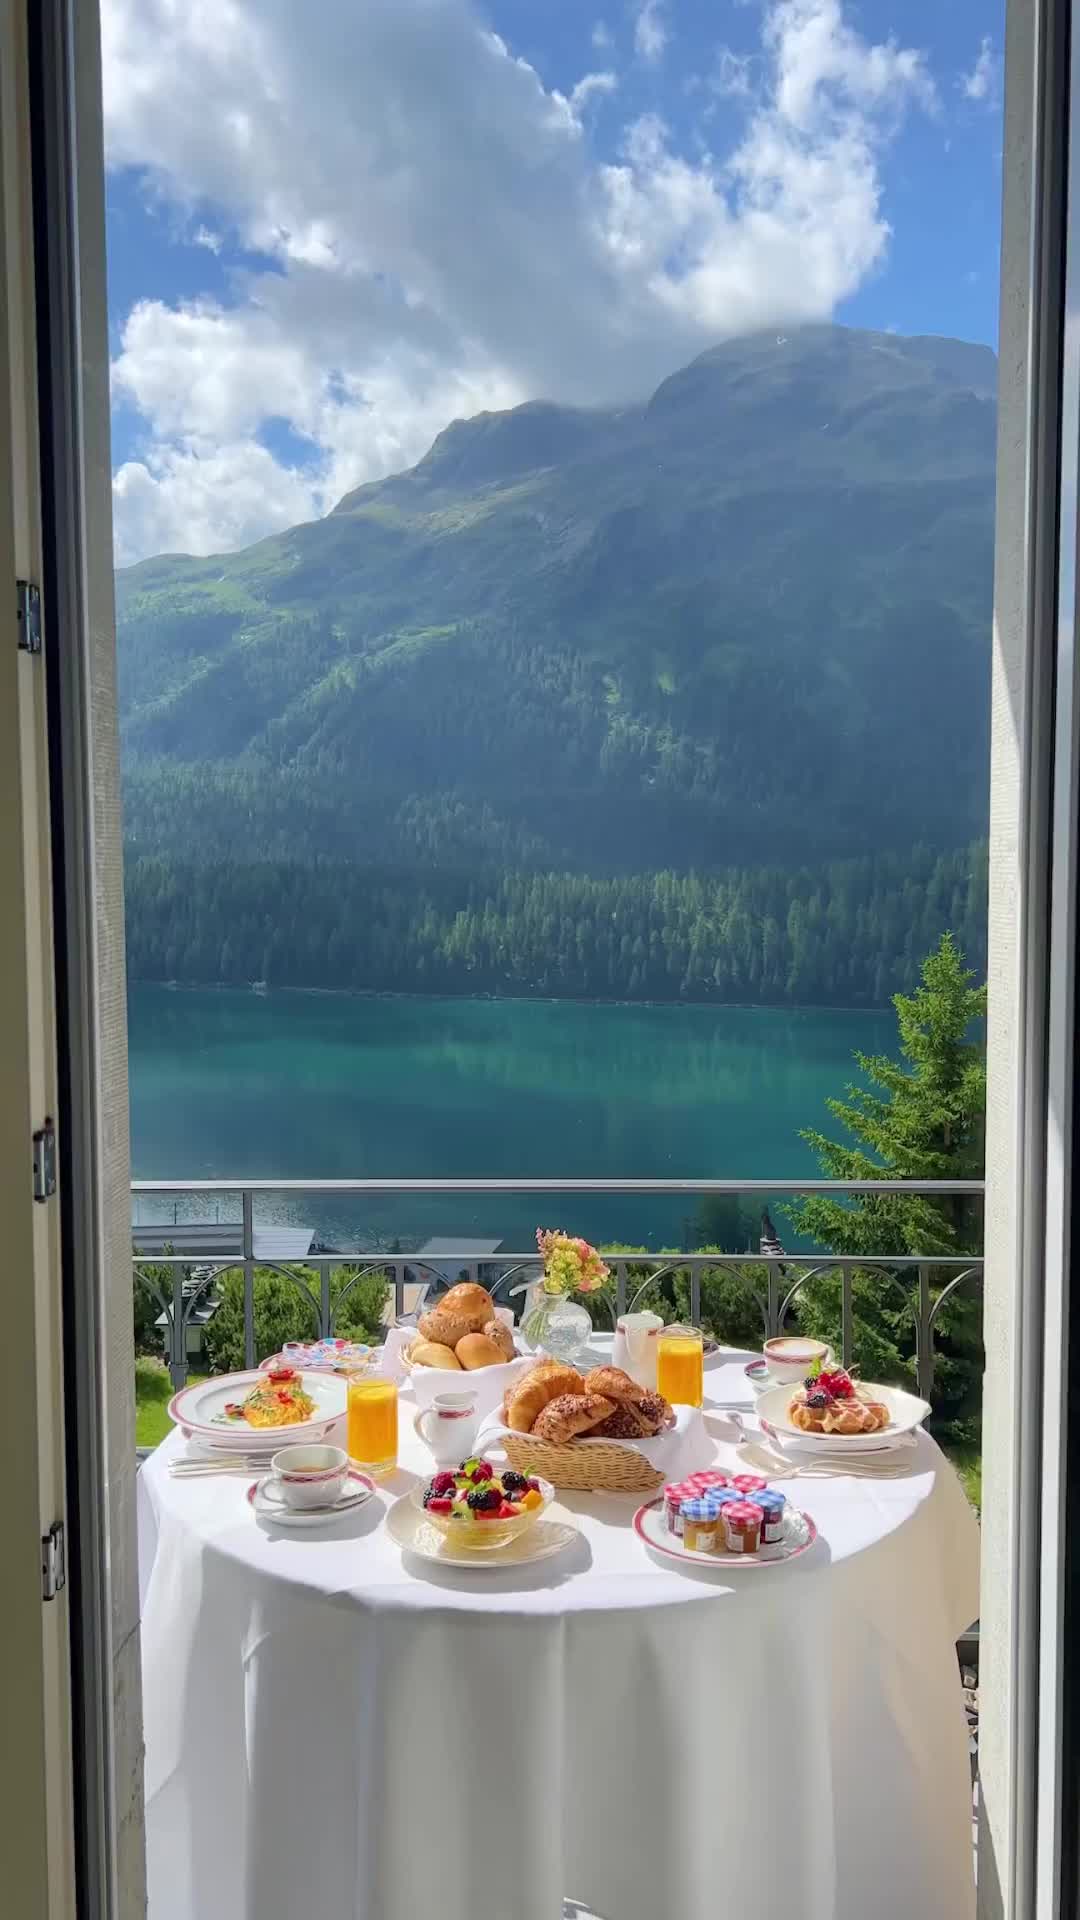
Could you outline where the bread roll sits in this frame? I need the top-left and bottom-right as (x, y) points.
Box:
(418, 1308), (474, 1350)
(440, 1282), (495, 1331)
(583, 1365), (648, 1406)
(633, 1390), (673, 1434)
(410, 1340), (462, 1370)
(505, 1362), (583, 1432)
(532, 1393), (615, 1443)
(482, 1317), (516, 1362)
(455, 1332), (507, 1370)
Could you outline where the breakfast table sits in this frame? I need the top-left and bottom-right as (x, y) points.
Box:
(138, 1351), (980, 1920)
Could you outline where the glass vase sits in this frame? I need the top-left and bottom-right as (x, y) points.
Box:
(521, 1281), (593, 1365)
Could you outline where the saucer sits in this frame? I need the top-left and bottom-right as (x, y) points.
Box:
(248, 1466), (376, 1528)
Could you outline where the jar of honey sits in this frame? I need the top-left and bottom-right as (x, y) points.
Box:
(680, 1498), (720, 1554)
(722, 1500), (763, 1555)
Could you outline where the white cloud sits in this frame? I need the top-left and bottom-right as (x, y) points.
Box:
(711, 47), (754, 99)
(569, 70), (618, 115)
(103, 0), (935, 562)
(959, 36), (998, 105)
(592, 21), (612, 51)
(192, 224), (222, 253)
(634, 0), (667, 64)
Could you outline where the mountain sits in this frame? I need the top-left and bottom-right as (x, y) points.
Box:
(117, 325), (995, 884)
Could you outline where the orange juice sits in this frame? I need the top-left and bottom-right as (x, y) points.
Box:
(657, 1330), (704, 1408)
(347, 1377), (398, 1474)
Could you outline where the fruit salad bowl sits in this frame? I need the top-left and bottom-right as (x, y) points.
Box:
(413, 1460), (554, 1551)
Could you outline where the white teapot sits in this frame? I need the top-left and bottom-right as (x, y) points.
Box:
(612, 1310), (664, 1391)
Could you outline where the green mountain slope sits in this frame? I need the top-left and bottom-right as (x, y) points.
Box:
(117, 324), (995, 877)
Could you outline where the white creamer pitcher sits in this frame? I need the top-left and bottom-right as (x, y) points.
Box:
(613, 1310), (664, 1391)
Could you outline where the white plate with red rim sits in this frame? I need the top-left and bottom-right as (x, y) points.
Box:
(634, 1496), (817, 1568)
(753, 1379), (931, 1454)
(248, 1466), (376, 1528)
(168, 1369), (347, 1452)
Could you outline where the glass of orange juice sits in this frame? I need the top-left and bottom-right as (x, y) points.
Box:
(346, 1375), (398, 1475)
(657, 1325), (704, 1408)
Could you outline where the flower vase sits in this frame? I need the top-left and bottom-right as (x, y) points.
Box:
(521, 1281), (593, 1365)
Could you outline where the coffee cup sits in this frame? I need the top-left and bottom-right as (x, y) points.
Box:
(762, 1336), (831, 1384)
(413, 1390), (480, 1465)
(269, 1443), (349, 1510)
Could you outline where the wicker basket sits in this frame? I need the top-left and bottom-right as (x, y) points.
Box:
(502, 1429), (665, 1494)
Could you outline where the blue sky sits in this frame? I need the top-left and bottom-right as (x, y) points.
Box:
(102, 0), (1004, 564)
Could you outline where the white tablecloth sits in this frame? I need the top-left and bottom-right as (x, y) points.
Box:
(139, 1359), (979, 1920)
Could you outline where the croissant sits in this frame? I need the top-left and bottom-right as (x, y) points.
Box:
(505, 1362), (583, 1432)
(583, 1365), (648, 1406)
(532, 1393), (616, 1443)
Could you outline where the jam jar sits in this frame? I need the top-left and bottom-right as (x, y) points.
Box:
(722, 1500), (763, 1555)
(755, 1491), (787, 1545)
(680, 1498), (721, 1554)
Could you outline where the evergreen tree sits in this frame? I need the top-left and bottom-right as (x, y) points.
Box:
(785, 933), (985, 1435)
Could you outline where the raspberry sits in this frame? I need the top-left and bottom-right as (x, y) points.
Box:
(430, 1471), (457, 1495)
(469, 1459), (495, 1485)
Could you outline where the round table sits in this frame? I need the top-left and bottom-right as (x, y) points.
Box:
(139, 1364), (979, 1920)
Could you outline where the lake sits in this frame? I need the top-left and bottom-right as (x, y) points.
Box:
(127, 986), (893, 1252)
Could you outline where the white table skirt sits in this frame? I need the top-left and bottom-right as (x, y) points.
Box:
(139, 1371), (979, 1920)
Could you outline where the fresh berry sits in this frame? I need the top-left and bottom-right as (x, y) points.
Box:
(526, 1478), (542, 1493)
(819, 1368), (854, 1400)
(466, 1485), (502, 1512)
(430, 1471), (457, 1495)
(467, 1459), (495, 1485)
(806, 1390), (828, 1410)
(501, 1471), (530, 1494)
(427, 1496), (453, 1515)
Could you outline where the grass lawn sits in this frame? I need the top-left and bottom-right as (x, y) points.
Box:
(135, 1357), (207, 1449)
(944, 1440), (981, 1513)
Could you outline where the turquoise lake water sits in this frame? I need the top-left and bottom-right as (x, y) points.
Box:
(127, 985), (893, 1251)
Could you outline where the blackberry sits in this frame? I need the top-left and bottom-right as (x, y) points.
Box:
(466, 1486), (502, 1512)
(501, 1471), (529, 1495)
(806, 1390), (828, 1410)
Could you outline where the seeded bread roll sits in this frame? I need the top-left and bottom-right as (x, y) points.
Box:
(418, 1308), (474, 1351)
(481, 1317), (516, 1362)
(532, 1393), (615, 1444)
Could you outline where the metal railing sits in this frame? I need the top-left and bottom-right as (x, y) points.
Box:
(133, 1178), (984, 1403)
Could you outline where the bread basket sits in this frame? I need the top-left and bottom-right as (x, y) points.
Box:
(501, 1428), (666, 1493)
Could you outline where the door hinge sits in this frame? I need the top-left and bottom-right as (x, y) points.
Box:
(16, 579), (42, 654)
(42, 1521), (66, 1601)
(32, 1117), (56, 1202)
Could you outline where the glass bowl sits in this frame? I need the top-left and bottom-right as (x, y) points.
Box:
(411, 1475), (554, 1551)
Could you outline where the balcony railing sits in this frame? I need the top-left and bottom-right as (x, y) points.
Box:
(132, 1179), (984, 1403)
